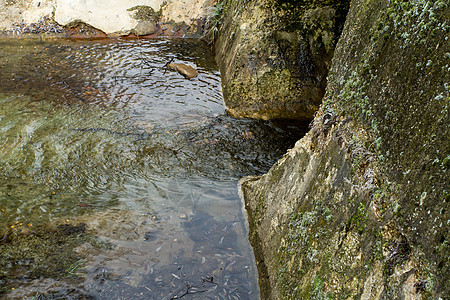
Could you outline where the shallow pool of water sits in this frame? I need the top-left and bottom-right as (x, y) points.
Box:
(0, 38), (308, 299)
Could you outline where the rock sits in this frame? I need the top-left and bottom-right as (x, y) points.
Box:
(167, 63), (199, 79)
(215, 0), (349, 120)
(0, 0), (216, 37)
(144, 231), (157, 241)
(65, 21), (107, 38)
(133, 20), (157, 36)
(241, 0), (449, 298)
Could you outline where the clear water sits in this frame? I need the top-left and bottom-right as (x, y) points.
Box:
(0, 38), (308, 299)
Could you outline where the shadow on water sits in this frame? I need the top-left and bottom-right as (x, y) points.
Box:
(0, 38), (309, 299)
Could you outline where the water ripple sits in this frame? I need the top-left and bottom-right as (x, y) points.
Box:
(0, 38), (307, 298)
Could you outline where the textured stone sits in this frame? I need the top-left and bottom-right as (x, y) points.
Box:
(167, 62), (199, 79)
(0, 0), (216, 36)
(215, 0), (350, 120)
(241, 0), (449, 298)
(133, 20), (158, 36)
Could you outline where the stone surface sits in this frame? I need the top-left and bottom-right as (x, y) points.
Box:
(54, 0), (158, 34)
(215, 0), (350, 120)
(133, 20), (158, 36)
(163, 0), (217, 27)
(0, 0), (54, 30)
(241, 0), (449, 298)
(167, 62), (199, 79)
(0, 0), (216, 36)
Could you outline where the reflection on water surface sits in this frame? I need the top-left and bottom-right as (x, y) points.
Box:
(0, 38), (308, 299)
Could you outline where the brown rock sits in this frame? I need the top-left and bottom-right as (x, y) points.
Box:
(133, 21), (157, 36)
(167, 63), (198, 79)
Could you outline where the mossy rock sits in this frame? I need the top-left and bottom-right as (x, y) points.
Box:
(240, 0), (449, 298)
(128, 5), (162, 22)
(215, 0), (350, 120)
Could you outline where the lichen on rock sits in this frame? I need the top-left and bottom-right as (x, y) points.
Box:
(215, 0), (350, 120)
(240, 0), (449, 298)
(128, 5), (162, 22)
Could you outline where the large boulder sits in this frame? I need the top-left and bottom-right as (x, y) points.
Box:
(0, 0), (216, 36)
(215, 0), (350, 120)
(241, 0), (449, 298)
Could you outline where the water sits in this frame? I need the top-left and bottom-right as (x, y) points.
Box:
(0, 38), (308, 299)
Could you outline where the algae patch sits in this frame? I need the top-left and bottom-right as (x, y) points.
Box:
(0, 223), (108, 294)
(128, 5), (163, 22)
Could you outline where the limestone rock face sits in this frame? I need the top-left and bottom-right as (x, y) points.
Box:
(241, 0), (449, 298)
(0, 0), (216, 36)
(0, 0), (54, 30)
(55, 0), (147, 34)
(215, 0), (350, 120)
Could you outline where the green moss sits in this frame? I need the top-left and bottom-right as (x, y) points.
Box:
(348, 202), (368, 234)
(226, 68), (318, 119)
(264, 0), (350, 34)
(0, 223), (109, 293)
(322, 0), (449, 295)
(217, 0), (350, 120)
(312, 274), (334, 299)
(240, 0), (449, 297)
(277, 198), (339, 297)
(127, 5), (163, 22)
(204, 1), (225, 45)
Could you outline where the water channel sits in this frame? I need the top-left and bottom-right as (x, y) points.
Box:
(0, 38), (308, 299)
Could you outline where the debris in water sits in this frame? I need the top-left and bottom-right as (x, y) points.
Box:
(163, 58), (198, 79)
(167, 63), (199, 79)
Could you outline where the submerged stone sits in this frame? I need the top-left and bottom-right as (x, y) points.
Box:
(167, 62), (199, 79)
(0, 223), (103, 292)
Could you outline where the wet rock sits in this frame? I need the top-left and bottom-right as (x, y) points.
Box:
(133, 21), (158, 36)
(128, 5), (162, 22)
(215, 0), (349, 120)
(57, 223), (86, 236)
(64, 21), (107, 39)
(144, 231), (157, 241)
(167, 63), (199, 79)
(240, 0), (449, 298)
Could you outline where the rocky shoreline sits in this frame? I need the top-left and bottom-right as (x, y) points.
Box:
(0, 0), (217, 39)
